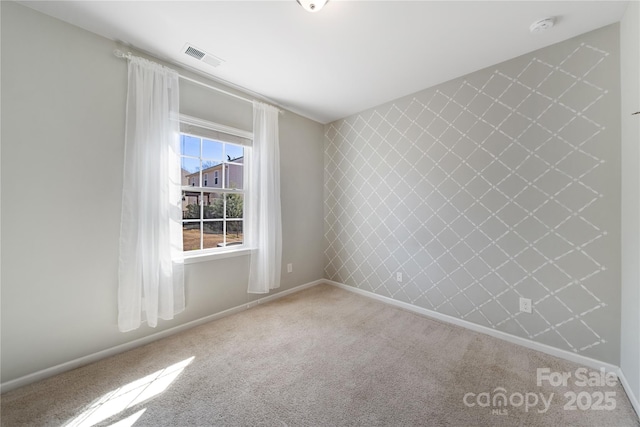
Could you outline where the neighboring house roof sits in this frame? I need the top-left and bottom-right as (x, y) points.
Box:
(184, 156), (244, 179)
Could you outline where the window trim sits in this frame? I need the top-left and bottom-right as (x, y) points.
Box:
(183, 247), (251, 264)
(180, 114), (253, 141)
(179, 117), (252, 262)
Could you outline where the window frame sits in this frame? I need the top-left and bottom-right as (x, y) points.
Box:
(178, 115), (252, 261)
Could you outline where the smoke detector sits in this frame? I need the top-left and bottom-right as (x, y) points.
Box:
(182, 44), (224, 68)
(530, 17), (555, 33)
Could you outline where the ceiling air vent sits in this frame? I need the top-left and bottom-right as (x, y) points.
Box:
(182, 44), (224, 68)
(185, 45), (205, 60)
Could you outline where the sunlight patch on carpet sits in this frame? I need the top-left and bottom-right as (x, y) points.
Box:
(106, 409), (146, 427)
(64, 357), (194, 427)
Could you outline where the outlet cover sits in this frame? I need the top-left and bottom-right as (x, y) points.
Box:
(519, 297), (532, 314)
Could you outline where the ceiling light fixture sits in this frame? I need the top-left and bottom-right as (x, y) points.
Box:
(297, 0), (328, 13)
(529, 17), (555, 33)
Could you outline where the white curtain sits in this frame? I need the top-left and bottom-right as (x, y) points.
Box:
(118, 56), (184, 332)
(246, 101), (282, 293)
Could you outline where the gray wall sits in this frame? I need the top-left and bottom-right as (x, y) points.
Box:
(0, 1), (325, 384)
(325, 24), (622, 365)
(620, 0), (640, 404)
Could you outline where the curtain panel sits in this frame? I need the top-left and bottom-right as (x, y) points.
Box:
(247, 101), (282, 293)
(118, 56), (185, 332)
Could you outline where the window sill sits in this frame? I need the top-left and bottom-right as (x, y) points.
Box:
(182, 248), (251, 264)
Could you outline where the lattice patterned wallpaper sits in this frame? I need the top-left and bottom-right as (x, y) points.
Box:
(324, 25), (621, 363)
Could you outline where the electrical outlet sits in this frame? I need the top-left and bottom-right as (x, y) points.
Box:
(519, 297), (532, 314)
(396, 272), (403, 282)
(287, 263), (293, 273)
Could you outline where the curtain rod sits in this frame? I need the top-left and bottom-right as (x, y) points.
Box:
(113, 49), (283, 113)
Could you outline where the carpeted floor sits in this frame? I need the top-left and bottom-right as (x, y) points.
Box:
(1, 284), (639, 426)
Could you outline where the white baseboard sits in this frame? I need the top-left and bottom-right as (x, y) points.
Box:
(5, 277), (639, 421)
(617, 367), (640, 419)
(326, 280), (640, 419)
(0, 279), (324, 394)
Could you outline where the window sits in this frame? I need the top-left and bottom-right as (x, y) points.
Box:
(180, 126), (248, 254)
(179, 116), (252, 256)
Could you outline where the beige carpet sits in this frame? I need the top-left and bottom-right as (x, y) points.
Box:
(1, 284), (638, 426)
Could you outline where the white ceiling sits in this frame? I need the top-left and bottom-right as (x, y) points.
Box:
(20, 1), (628, 124)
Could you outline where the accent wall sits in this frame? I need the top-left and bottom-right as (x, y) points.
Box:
(324, 24), (621, 365)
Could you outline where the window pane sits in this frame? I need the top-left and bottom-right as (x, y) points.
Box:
(225, 164), (243, 189)
(181, 135), (200, 157)
(181, 158), (201, 186)
(203, 221), (224, 249)
(202, 139), (223, 161)
(225, 193), (243, 219)
(226, 221), (243, 246)
(201, 160), (219, 170)
(226, 144), (244, 162)
(203, 193), (223, 219)
(200, 163), (221, 188)
(182, 223), (201, 251)
(182, 192), (201, 219)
